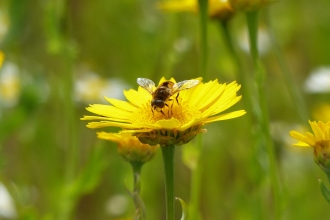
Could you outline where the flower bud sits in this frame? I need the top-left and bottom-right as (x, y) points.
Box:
(97, 132), (159, 164)
(313, 140), (330, 176)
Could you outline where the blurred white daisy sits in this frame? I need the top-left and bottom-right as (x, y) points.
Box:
(104, 194), (129, 217)
(238, 25), (271, 56)
(305, 66), (330, 93)
(0, 183), (16, 219)
(74, 72), (128, 104)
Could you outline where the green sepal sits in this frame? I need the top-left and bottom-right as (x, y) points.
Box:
(318, 178), (330, 204)
(176, 197), (188, 220)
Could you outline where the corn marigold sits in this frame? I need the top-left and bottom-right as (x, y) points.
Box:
(290, 121), (330, 173)
(158, 0), (234, 20)
(228, 0), (273, 11)
(0, 51), (4, 68)
(97, 132), (158, 164)
(82, 77), (246, 146)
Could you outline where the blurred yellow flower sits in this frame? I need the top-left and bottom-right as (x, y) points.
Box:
(312, 103), (330, 122)
(228, 0), (272, 11)
(97, 132), (158, 164)
(290, 121), (330, 172)
(158, 0), (234, 20)
(0, 61), (21, 108)
(82, 77), (246, 146)
(0, 51), (4, 68)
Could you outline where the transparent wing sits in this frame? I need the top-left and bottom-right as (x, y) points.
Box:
(137, 78), (155, 94)
(172, 79), (200, 94)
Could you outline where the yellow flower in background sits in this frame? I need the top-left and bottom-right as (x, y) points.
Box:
(98, 132), (159, 164)
(82, 77), (246, 146)
(228, 0), (273, 11)
(312, 103), (330, 122)
(290, 121), (330, 173)
(0, 59), (21, 108)
(0, 51), (4, 68)
(158, 0), (235, 20)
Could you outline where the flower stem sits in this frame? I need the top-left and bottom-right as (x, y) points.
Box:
(246, 11), (281, 219)
(188, 136), (203, 220)
(131, 162), (146, 220)
(218, 20), (254, 116)
(161, 145), (176, 220)
(263, 8), (309, 122)
(197, 0), (208, 79)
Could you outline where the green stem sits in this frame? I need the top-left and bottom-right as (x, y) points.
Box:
(264, 9), (309, 122)
(161, 145), (176, 220)
(219, 20), (264, 220)
(131, 162), (146, 220)
(197, 0), (208, 78)
(246, 11), (281, 220)
(218, 20), (254, 115)
(188, 136), (203, 220)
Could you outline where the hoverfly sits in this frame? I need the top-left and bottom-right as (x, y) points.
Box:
(137, 78), (200, 116)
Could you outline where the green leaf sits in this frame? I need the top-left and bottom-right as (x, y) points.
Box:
(176, 197), (188, 220)
(318, 179), (330, 204)
(197, 0), (208, 78)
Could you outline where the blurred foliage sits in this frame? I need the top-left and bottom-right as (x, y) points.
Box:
(0, 0), (330, 219)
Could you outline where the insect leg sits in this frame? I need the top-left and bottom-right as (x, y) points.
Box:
(176, 93), (180, 105)
(164, 103), (170, 118)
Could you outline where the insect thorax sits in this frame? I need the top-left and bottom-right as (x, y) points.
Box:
(153, 86), (172, 101)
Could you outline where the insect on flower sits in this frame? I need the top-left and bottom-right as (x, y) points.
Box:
(137, 78), (200, 116)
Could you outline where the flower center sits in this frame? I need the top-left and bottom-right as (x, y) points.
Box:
(130, 96), (201, 126)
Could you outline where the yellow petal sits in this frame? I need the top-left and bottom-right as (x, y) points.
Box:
(197, 82), (226, 111)
(310, 121), (325, 140)
(304, 132), (316, 146)
(86, 121), (138, 129)
(204, 110), (246, 123)
(81, 115), (130, 123)
(290, 130), (315, 146)
(86, 104), (131, 119)
(157, 0), (197, 13)
(289, 130), (306, 140)
(293, 141), (311, 147)
(120, 129), (154, 133)
(124, 89), (149, 108)
(180, 117), (203, 131)
(191, 80), (222, 108)
(208, 96), (242, 117)
(155, 118), (181, 129)
(104, 96), (136, 112)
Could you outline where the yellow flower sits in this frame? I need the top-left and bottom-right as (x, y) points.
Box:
(158, 0), (234, 20)
(0, 61), (21, 108)
(82, 77), (246, 146)
(312, 103), (330, 122)
(0, 51), (4, 68)
(290, 121), (330, 173)
(98, 132), (158, 164)
(228, 0), (273, 11)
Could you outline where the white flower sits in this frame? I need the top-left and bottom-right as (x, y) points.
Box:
(305, 66), (330, 93)
(0, 183), (16, 219)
